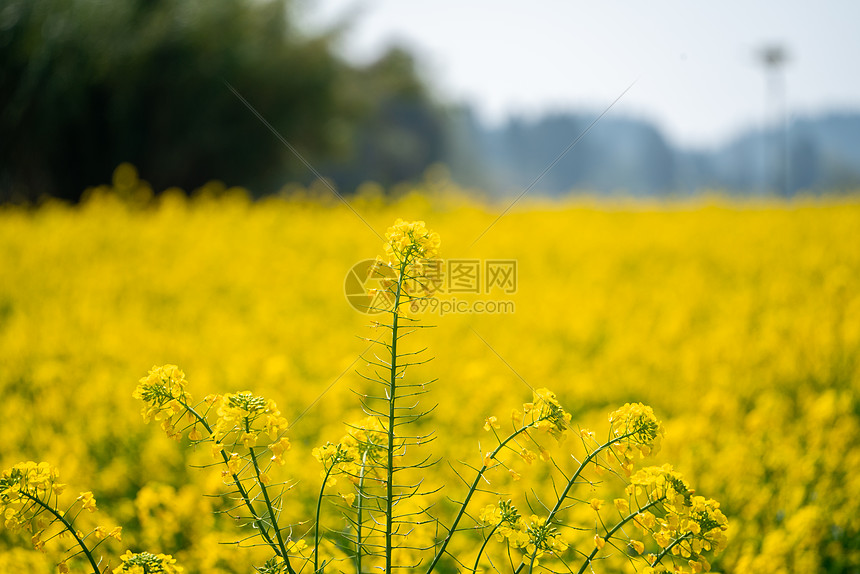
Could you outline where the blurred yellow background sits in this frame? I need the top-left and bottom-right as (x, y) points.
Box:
(1, 168), (858, 572)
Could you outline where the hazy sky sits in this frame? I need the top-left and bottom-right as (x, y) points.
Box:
(302, 1), (860, 148)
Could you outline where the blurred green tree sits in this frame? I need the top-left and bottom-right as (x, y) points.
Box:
(0, 0), (445, 201)
(323, 47), (447, 193)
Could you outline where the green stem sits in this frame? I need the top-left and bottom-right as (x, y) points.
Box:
(246, 421), (292, 572)
(355, 452), (368, 574)
(471, 523), (500, 573)
(425, 424), (536, 574)
(512, 432), (634, 574)
(527, 550), (538, 574)
(315, 463), (336, 573)
(23, 492), (100, 574)
(182, 401), (295, 574)
(574, 497), (665, 574)
(385, 258), (407, 574)
(650, 531), (693, 570)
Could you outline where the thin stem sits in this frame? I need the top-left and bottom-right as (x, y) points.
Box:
(182, 400), (295, 574)
(425, 423), (536, 574)
(472, 523), (501, 573)
(246, 421), (291, 571)
(575, 497), (665, 574)
(315, 464), (336, 573)
(355, 451), (368, 574)
(22, 492), (100, 574)
(527, 549), (538, 574)
(651, 531), (693, 570)
(512, 432), (634, 574)
(385, 257), (407, 573)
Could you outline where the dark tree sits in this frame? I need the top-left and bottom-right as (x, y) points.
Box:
(0, 0), (445, 201)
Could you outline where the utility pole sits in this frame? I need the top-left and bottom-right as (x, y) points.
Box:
(757, 45), (790, 196)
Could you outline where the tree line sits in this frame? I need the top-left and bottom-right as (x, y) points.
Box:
(0, 0), (445, 202)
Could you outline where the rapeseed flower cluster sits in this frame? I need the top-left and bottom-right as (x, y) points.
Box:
(608, 402), (664, 474)
(479, 499), (522, 541)
(312, 417), (390, 488)
(383, 218), (441, 264)
(113, 550), (183, 574)
(131, 367), (302, 572)
(135, 367), (291, 469)
(256, 555), (287, 574)
(211, 391), (289, 447)
(481, 387), (573, 472)
(625, 465), (729, 573)
(479, 501), (567, 565)
(503, 388), (574, 439)
(133, 365), (193, 440)
(312, 442), (357, 488)
(0, 462), (65, 533)
(343, 416), (387, 465)
(1, 461), (124, 571)
(525, 388), (572, 438)
(376, 218), (443, 302)
(473, 395), (730, 574)
(522, 515), (569, 562)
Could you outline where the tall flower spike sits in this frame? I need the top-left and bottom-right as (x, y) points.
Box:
(133, 364), (192, 429)
(382, 219), (442, 302)
(531, 388), (572, 438)
(383, 219), (441, 263)
(608, 402), (664, 472)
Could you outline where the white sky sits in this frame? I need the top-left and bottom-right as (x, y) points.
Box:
(300, 0), (860, 148)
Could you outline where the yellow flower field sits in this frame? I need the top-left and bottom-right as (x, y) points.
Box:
(1, 170), (859, 573)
